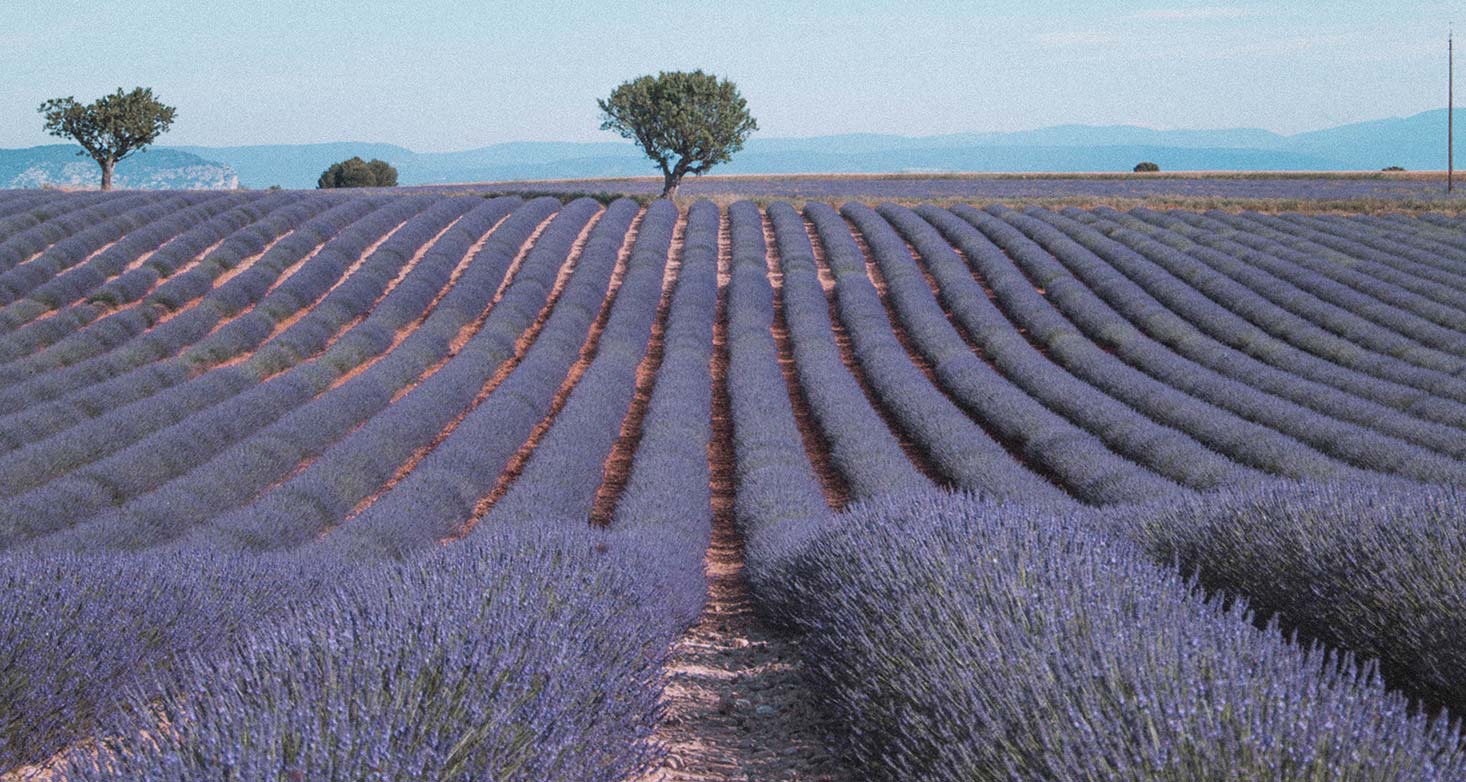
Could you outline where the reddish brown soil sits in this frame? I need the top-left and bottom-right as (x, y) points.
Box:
(326, 211), (513, 393)
(760, 212), (849, 512)
(252, 213), (517, 496)
(589, 211), (684, 527)
(456, 207), (645, 536)
(633, 209), (851, 782)
(334, 208), (581, 526)
(213, 216), (432, 374)
(802, 216), (950, 488)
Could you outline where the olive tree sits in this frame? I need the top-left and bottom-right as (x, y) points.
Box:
(599, 70), (757, 198)
(38, 88), (176, 191)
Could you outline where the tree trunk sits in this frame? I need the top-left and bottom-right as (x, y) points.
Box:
(100, 159), (115, 191)
(661, 170), (680, 199)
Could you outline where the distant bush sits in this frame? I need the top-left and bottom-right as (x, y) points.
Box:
(1383, 165), (1406, 172)
(1133, 161), (1160, 172)
(317, 157), (397, 189)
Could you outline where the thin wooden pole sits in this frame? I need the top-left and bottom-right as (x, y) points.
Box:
(1450, 30), (1455, 193)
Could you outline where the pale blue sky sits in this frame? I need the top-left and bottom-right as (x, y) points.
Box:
(1, 1), (1455, 150)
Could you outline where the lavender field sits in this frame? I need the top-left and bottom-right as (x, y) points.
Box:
(1, 187), (1465, 780)
(416, 171), (1466, 207)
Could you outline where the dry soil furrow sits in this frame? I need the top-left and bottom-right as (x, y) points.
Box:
(636, 208), (849, 782)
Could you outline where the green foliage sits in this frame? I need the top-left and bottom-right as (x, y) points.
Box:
(37, 87), (176, 190)
(1133, 161), (1161, 172)
(599, 70), (757, 196)
(317, 157), (398, 189)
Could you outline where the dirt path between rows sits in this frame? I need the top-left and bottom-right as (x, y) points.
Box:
(634, 208), (849, 782)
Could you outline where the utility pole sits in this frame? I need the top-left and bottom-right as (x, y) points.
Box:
(1451, 28), (1455, 193)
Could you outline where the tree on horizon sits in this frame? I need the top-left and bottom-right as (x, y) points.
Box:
(38, 88), (176, 191)
(599, 70), (757, 198)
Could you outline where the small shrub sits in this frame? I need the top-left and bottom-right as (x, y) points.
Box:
(1133, 161), (1161, 172)
(317, 157), (397, 189)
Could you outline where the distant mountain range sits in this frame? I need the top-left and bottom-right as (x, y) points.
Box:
(2, 109), (1459, 190)
(0, 146), (237, 190)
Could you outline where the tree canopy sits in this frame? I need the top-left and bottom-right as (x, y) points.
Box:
(38, 88), (176, 191)
(599, 70), (757, 198)
(318, 157), (398, 189)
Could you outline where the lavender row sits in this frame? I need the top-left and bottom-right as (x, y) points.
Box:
(1081, 209), (1466, 388)
(610, 200), (717, 540)
(0, 197), (384, 412)
(1137, 209), (1466, 372)
(0, 190), (67, 227)
(0, 193), (215, 306)
(485, 199), (676, 526)
(304, 198), (627, 558)
(0, 197), (465, 546)
(1035, 208), (1466, 417)
(198, 198), (623, 553)
(0, 195), (335, 365)
(984, 207), (1466, 484)
(1245, 211), (1466, 310)
(847, 202), (1184, 503)
(1280, 211), (1466, 295)
(1214, 211), (1466, 337)
(0, 192), (282, 338)
(0, 198), (435, 497)
(720, 201), (833, 576)
(885, 204), (1259, 489)
(0, 198), (360, 451)
(754, 491), (1465, 781)
(804, 202), (1068, 502)
(921, 205), (1351, 480)
(26, 197), (524, 552)
(0, 192), (157, 272)
(766, 201), (930, 499)
(1072, 210), (1466, 450)
(192, 197), (593, 555)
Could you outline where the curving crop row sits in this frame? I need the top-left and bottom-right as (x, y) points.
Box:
(0, 198), (355, 452)
(1033, 208), (1466, 412)
(1278, 211), (1466, 294)
(766, 201), (930, 499)
(848, 201), (1192, 503)
(1076, 208), (1466, 384)
(298, 198), (630, 558)
(0, 197), (446, 498)
(804, 202), (1069, 502)
(0, 192), (159, 272)
(24, 196), (527, 552)
(922, 205), (1357, 479)
(0, 193), (216, 306)
(0, 197), (387, 410)
(885, 203), (1258, 490)
(1135, 209), (1466, 364)
(0, 197), (471, 546)
(1240, 211), (1466, 308)
(0, 193), (300, 353)
(0, 192), (250, 330)
(985, 207), (1466, 484)
(484, 200), (676, 527)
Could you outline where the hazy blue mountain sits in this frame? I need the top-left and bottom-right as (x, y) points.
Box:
(5, 109), (1459, 190)
(171, 142), (413, 189)
(0, 145), (237, 189)
(1282, 108), (1464, 170)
